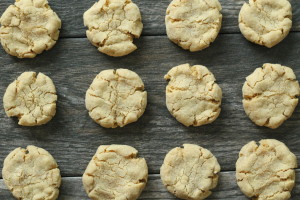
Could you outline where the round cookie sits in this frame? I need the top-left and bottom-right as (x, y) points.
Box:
(3, 71), (57, 126)
(2, 145), (61, 200)
(82, 145), (148, 200)
(83, 0), (143, 57)
(239, 0), (292, 48)
(0, 0), (61, 58)
(85, 69), (147, 128)
(160, 144), (221, 200)
(236, 139), (297, 200)
(164, 64), (222, 126)
(165, 0), (222, 52)
(242, 63), (300, 129)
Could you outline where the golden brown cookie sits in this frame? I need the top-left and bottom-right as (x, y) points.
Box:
(85, 69), (147, 128)
(3, 72), (57, 126)
(243, 63), (300, 129)
(165, 0), (222, 51)
(82, 145), (148, 200)
(239, 0), (292, 48)
(236, 139), (297, 200)
(160, 144), (221, 200)
(2, 145), (61, 200)
(83, 0), (143, 57)
(164, 64), (222, 126)
(0, 0), (61, 58)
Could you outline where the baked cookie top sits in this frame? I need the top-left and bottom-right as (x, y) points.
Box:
(236, 139), (297, 200)
(165, 0), (222, 52)
(160, 144), (221, 200)
(3, 71), (57, 126)
(239, 0), (292, 48)
(85, 69), (147, 128)
(164, 64), (222, 126)
(0, 0), (61, 58)
(243, 63), (300, 129)
(2, 145), (61, 200)
(83, 0), (143, 57)
(82, 145), (148, 200)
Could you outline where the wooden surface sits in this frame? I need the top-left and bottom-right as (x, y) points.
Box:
(0, 0), (300, 199)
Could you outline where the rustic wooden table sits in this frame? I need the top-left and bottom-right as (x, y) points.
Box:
(0, 0), (300, 199)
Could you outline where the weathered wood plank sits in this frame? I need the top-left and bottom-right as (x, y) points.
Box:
(1, 172), (300, 199)
(0, 0), (299, 37)
(0, 34), (300, 176)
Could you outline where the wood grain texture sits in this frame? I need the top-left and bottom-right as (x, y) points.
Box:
(1, 172), (300, 199)
(0, 0), (300, 199)
(0, 34), (300, 176)
(0, 0), (299, 37)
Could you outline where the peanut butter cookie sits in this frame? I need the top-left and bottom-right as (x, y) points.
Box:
(236, 139), (297, 200)
(85, 69), (147, 128)
(3, 72), (57, 126)
(165, 64), (222, 126)
(165, 0), (222, 51)
(2, 145), (61, 200)
(243, 63), (300, 129)
(160, 144), (220, 200)
(0, 0), (61, 58)
(82, 145), (148, 200)
(239, 0), (292, 48)
(83, 0), (143, 57)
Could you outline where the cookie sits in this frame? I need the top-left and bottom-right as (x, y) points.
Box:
(164, 64), (222, 126)
(85, 69), (147, 128)
(83, 0), (143, 57)
(160, 144), (220, 200)
(0, 0), (61, 58)
(243, 63), (300, 129)
(2, 145), (61, 200)
(82, 145), (148, 200)
(239, 0), (292, 48)
(236, 139), (297, 200)
(3, 72), (57, 126)
(165, 0), (222, 52)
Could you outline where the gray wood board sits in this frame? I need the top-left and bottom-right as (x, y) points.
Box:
(0, 34), (300, 177)
(0, 0), (299, 37)
(1, 172), (300, 199)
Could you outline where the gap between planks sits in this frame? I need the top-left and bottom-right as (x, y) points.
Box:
(57, 29), (300, 39)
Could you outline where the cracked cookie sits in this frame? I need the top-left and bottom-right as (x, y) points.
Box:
(85, 69), (147, 128)
(236, 139), (297, 200)
(0, 0), (61, 58)
(165, 0), (222, 52)
(83, 0), (143, 57)
(2, 145), (61, 200)
(3, 71), (57, 126)
(243, 63), (300, 129)
(164, 64), (222, 126)
(160, 144), (220, 200)
(239, 0), (292, 48)
(82, 145), (148, 200)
